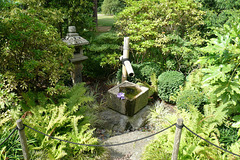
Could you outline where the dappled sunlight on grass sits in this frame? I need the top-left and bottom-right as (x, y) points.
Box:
(98, 14), (116, 27)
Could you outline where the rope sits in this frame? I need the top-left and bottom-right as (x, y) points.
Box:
(0, 127), (18, 146)
(23, 123), (176, 147)
(183, 124), (240, 157)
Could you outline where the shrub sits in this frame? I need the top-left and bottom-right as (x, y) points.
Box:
(158, 71), (185, 103)
(84, 32), (122, 78)
(198, 20), (240, 116)
(0, 74), (19, 113)
(176, 89), (205, 112)
(116, 62), (162, 84)
(0, 9), (73, 92)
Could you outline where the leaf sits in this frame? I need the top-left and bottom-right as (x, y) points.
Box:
(232, 121), (240, 128)
(233, 115), (240, 122)
(229, 82), (240, 94)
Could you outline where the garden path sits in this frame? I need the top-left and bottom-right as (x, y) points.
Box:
(104, 131), (155, 160)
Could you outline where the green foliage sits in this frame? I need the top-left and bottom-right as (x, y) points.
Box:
(0, 83), (106, 159)
(218, 123), (239, 149)
(0, 74), (19, 113)
(232, 115), (240, 137)
(143, 102), (235, 159)
(157, 71), (185, 103)
(0, 8), (73, 92)
(101, 0), (125, 15)
(176, 89), (205, 111)
(115, 0), (205, 73)
(17, 0), (95, 36)
(21, 83), (104, 159)
(0, 126), (23, 160)
(197, 0), (240, 34)
(84, 32), (122, 78)
(24, 104), (100, 159)
(197, 20), (240, 116)
(116, 62), (162, 84)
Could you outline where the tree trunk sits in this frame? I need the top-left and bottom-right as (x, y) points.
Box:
(93, 0), (98, 26)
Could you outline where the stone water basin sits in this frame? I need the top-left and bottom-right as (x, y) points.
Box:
(107, 81), (149, 116)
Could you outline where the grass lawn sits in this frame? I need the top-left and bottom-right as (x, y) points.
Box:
(98, 14), (116, 27)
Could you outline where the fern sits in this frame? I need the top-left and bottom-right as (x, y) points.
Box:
(143, 102), (230, 159)
(21, 83), (105, 159)
(24, 103), (102, 159)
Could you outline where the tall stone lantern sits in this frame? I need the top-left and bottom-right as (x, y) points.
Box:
(62, 26), (89, 84)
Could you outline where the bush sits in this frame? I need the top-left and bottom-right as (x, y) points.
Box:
(158, 71), (185, 103)
(176, 89), (205, 112)
(84, 32), (122, 78)
(0, 9), (73, 92)
(116, 62), (162, 84)
(0, 74), (19, 113)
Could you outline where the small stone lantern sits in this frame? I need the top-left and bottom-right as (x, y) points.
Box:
(62, 26), (89, 84)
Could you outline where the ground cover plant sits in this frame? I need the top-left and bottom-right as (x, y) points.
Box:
(0, 83), (107, 159)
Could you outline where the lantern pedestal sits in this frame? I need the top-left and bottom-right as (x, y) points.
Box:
(62, 26), (89, 84)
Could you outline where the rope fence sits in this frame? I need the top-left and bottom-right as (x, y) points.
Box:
(1, 119), (240, 160)
(0, 127), (17, 146)
(23, 123), (176, 147)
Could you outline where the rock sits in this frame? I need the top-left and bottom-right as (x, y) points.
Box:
(160, 100), (176, 113)
(98, 109), (128, 132)
(128, 105), (152, 130)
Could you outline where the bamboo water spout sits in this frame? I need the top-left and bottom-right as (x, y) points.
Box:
(120, 37), (134, 82)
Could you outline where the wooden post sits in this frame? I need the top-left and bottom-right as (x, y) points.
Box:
(171, 118), (183, 160)
(122, 37), (130, 82)
(16, 119), (30, 160)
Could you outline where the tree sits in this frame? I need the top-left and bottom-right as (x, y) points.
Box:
(196, 0), (240, 33)
(101, 0), (125, 15)
(93, 0), (98, 25)
(17, 0), (95, 36)
(116, 0), (205, 74)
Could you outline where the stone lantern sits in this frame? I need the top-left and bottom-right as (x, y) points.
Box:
(62, 26), (89, 84)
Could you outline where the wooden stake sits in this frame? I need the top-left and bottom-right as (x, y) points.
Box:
(171, 118), (183, 160)
(16, 119), (30, 160)
(122, 37), (130, 82)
